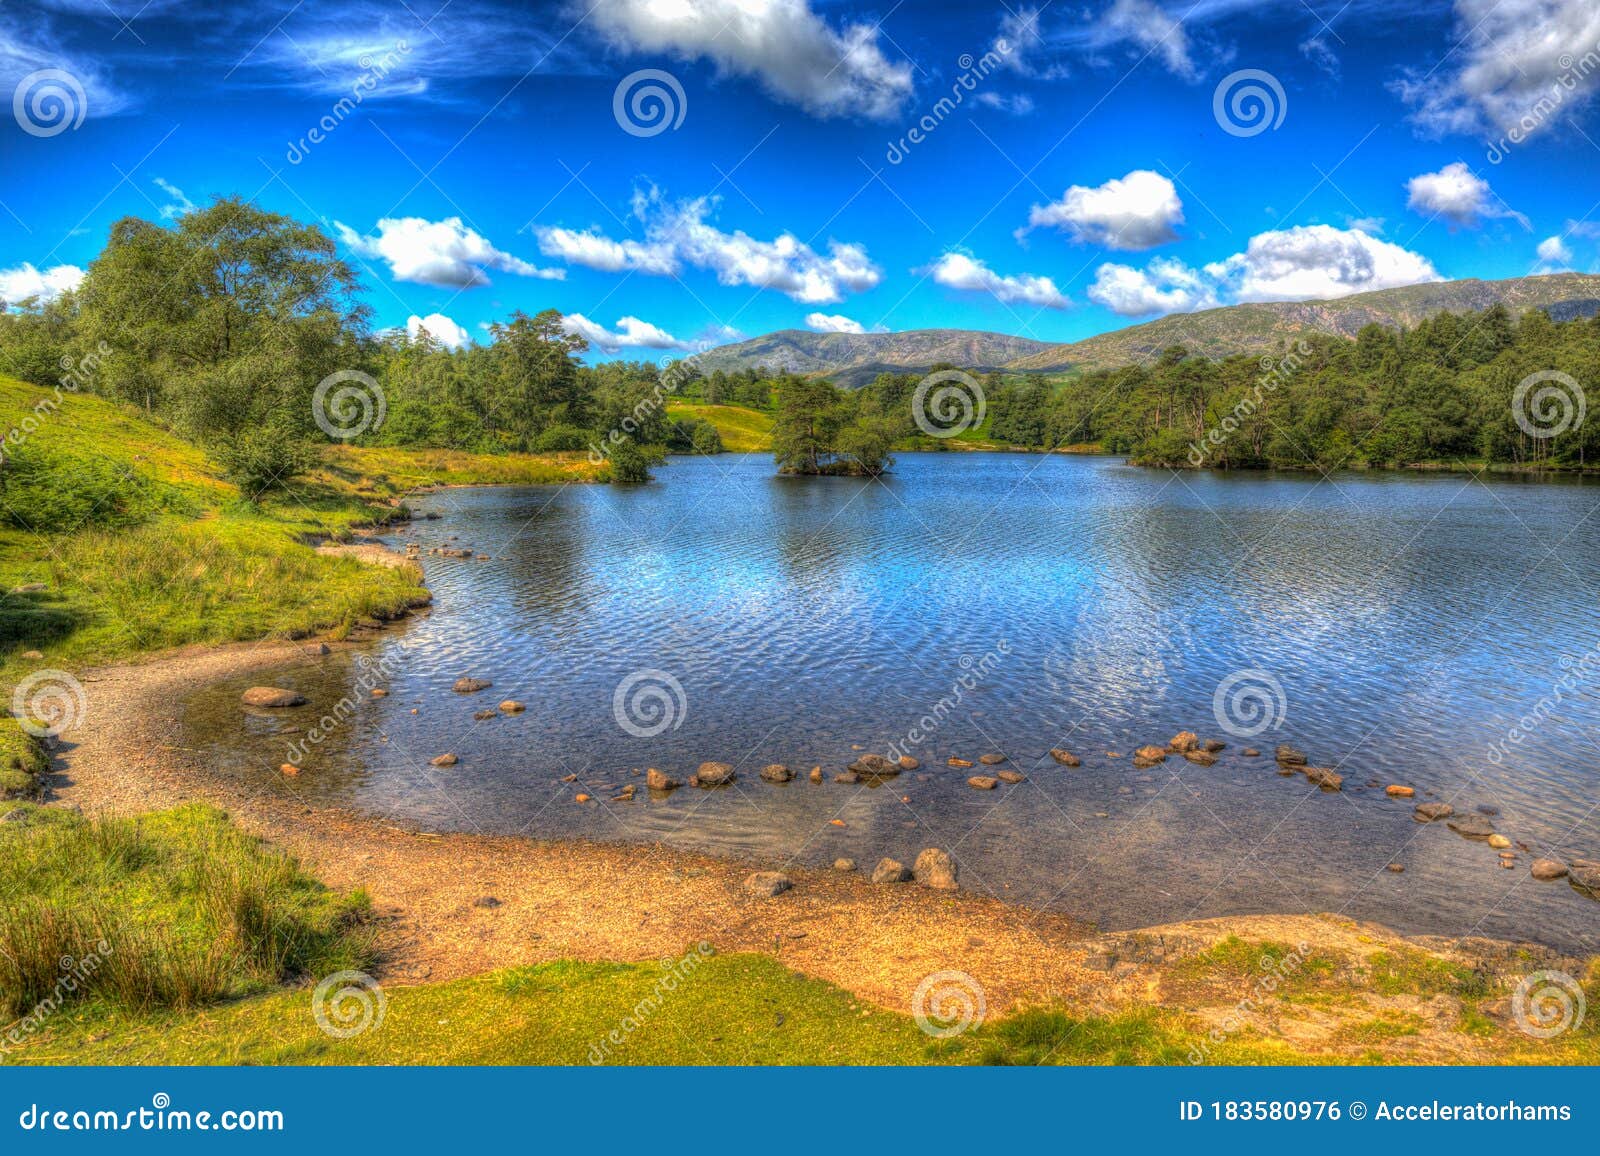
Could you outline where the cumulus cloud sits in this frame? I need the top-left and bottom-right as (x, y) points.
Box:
(1091, 0), (1196, 80)
(1535, 235), (1574, 270)
(1405, 162), (1529, 228)
(927, 252), (1068, 309)
(406, 312), (470, 349)
(333, 217), (564, 288)
(1021, 169), (1183, 250)
(0, 262), (84, 306)
(805, 312), (867, 333)
(560, 313), (691, 353)
(589, 0), (913, 120)
(1085, 226), (1441, 317)
(537, 194), (881, 305)
(1395, 0), (1600, 139)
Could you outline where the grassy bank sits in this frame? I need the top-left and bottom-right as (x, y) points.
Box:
(665, 400), (775, 453)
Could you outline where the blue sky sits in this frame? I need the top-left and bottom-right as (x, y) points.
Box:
(4, 0), (1600, 358)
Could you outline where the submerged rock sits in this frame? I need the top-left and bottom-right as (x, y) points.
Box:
(848, 754), (900, 777)
(429, 753), (458, 767)
(1200, 738), (1226, 753)
(1182, 750), (1217, 767)
(1049, 749), (1081, 767)
(871, 858), (911, 884)
(452, 677), (492, 694)
(1169, 731), (1199, 752)
(1304, 767), (1343, 792)
(914, 848), (958, 890)
(1275, 744), (1307, 766)
(966, 775), (998, 790)
(996, 769), (1026, 783)
(1242, 748), (1261, 757)
(978, 753), (1006, 765)
(897, 755), (920, 771)
(1413, 802), (1454, 822)
(1566, 864), (1600, 896)
(744, 871), (792, 897)
(1531, 859), (1568, 881)
(760, 763), (794, 783)
(1446, 813), (1496, 838)
(1133, 745), (1167, 762)
(947, 757), (974, 768)
(694, 761), (736, 786)
(241, 687), (306, 708)
(646, 768), (679, 791)
(498, 700), (525, 714)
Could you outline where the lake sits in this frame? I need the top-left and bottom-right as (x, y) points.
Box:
(184, 452), (1600, 951)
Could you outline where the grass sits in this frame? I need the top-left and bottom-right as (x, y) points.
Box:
(321, 444), (607, 491)
(665, 400), (775, 454)
(0, 718), (48, 798)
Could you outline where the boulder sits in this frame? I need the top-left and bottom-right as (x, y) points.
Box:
(744, 871), (792, 897)
(429, 753), (458, 767)
(760, 763), (794, 783)
(1275, 744), (1307, 766)
(241, 687), (306, 708)
(1446, 813), (1496, 838)
(1169, 731), (1199, 752)
(1049, 749), (1081, 767)
(996, 769), (1026, 784)
(646, 768), (679, 791)
(897, 756), (920, 771)
(453, 677), (492, 694)
(848, 754), (900, 777)
(1530, 858), (1568, 881)
(913, 848), (958, 890)
(871, 858), (911, 884)
(833, 858), (856, 872)
(1413, 802), (1454, 822)
(1566, 864), (1600, 895)
(1304, 766), (1343, 791)
(966, 775), (998, 790)
(978, 753), (1006, 765)
(694, 761), (736, 786)
(1487, 834), (1511, 849)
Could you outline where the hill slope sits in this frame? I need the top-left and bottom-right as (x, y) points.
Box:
(691, 273), (1600, 383)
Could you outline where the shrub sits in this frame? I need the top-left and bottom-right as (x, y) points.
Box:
(212, 421), (316, 496)
(0, 442), (177, 532)
(607, 437), (651, 483)
(533, 424), (592, 452)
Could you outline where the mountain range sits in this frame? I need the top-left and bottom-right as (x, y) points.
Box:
(690, 273), (1600, 386)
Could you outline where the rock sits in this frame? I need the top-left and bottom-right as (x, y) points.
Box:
(897, 756), (920, 771)
(612, 785), (636, 801)
(871, 858), (911, 884)
(1133, 745), (1167, 762)
(1168, 731), (1199, 752)
(473, 709), (497, 720)
(453, 677), (492, 694)
(1200, 738), (1226, 753)
(241, 687), (306, 708)
(695, 761), (736, 786)
(1385, 785), (1415, 797)
(978, 753), (1006, 765)
(646, 768), (679, 791)
(1049, 749), (1081, 767)
(1242, 747), (1260, 757)
(1275, 744), (1307, 766)
(1476, 805), (1499, 816)
(1531, 858), (1568, 881)
(20, 650), (43, 661)
(808, 767), (823, 783)
(848, 754), (900, 777)
(1182, 749), (1217, 766)
(996, 769), (1025, 783)
(1387, 863), (1404, 873)
(498, 700), (525, 713)
(760, 763), (794, 783)
(472, 896), (502, 909)
(1487, 834), (1511, 849)
(744, 871), (792, 897)
(947, 757), (974, 768)
(574, 793), (591, 803)
(1446, 813), (1496, 838)
(966, 775), (998, 790)
(1304, 766), (1342, 791)
(1413, 802), (1453, 822)
(279, 763), (299, 777)
(1565, 864), (1600, 895)
(1131, 756), (1162, 769)
(913, 848), (958, 890)
(833, 858), (856, 872)
(430, 753), (458, 767)
(834, 771), (860, 784)
(371, 688), (389, 698)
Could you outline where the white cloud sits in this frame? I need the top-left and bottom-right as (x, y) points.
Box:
(538, 193), (882, 305)
(805, 312), (866, 333)
(1021, 169), (1183, 250)
(406, 312), (470, 349)
(993, 7), (1059, 77)
(560, 313), (692, 353)
(1089, 257), (1217, 316)
(153, 177), (195, 220)
(0, 262), (84, 306)
(0, 20), (134, 121)
(1405, 162), (1529, 228)
(1085, 226), (1442, 318)
(1091, 0), (1196, 80)
(927, 252), (1068, 309)
(1535, 235), (1574, 270)
(1395, 0), (1600, 139)
(1298, 35), (1340, 80)
(333, 217), (564, 288)
(590, 0), (913, 120)
(974, 91), (1035, 115)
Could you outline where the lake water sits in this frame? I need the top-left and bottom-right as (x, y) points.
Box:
(184, 453), (1600, 951)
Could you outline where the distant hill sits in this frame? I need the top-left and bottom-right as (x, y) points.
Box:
(691, 273), (1600, 384)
